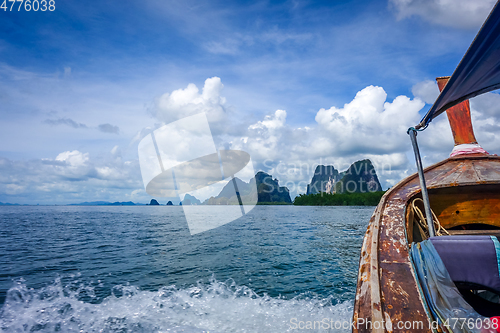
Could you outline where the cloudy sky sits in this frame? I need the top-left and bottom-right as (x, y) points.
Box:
(1, 0), (500, 204)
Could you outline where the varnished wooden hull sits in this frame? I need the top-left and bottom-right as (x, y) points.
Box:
(353, 154), (500, 332)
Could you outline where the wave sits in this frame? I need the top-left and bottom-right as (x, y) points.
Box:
(0, 276), (353, 332)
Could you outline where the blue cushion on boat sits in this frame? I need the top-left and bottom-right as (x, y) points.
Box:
(430, 235), (500, 293)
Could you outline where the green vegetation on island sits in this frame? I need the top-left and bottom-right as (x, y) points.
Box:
(293, 191), (386, 206)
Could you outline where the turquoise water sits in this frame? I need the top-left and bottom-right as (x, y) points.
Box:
(0, 205), (373, 332)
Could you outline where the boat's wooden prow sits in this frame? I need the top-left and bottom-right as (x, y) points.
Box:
(353, 155), (500, 332)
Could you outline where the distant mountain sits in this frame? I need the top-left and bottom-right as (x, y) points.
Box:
(109, 201), (137, 206)
(217, 177), (250, 199)
(0, 202), (21, 206)
(149, 199), (160, 205)
(306, 165), (343, 195)
(69, 201), (143, 206)
(334, 159), (382, 194)
(202, 171), (291, 205)
(203, 177), (257, 205)
(69, 201), (113, 206)
(182, 193), (201, 205)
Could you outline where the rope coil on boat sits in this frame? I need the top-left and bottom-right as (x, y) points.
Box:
(410, 198), (449, 239)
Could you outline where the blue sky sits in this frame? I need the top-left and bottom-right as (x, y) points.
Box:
(1, 0), (499, 204)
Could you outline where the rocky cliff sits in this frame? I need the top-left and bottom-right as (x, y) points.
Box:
(254, 171), (292, 204)
(306, 165), (343, 194)
(305, 159), (382, 195)
(334, 159), (382, 194)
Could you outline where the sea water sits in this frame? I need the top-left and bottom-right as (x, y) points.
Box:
(0, 205), (373, 332)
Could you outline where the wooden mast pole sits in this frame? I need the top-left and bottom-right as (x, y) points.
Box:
(436, 76), (488, 156)
(436, 76), (478, 145)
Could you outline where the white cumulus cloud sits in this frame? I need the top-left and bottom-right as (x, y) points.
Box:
(315, 85), (424, 154)
(412, 79), (439, 104)
(470, 93), (500, 154)
(245, 110), (288, 161)
(248, 109), (286, 132)
(390, 0), (497, 29)
(55, 150), (89, 167)
(54, 150), (92, 179)
(0, 147), (144, 204)
(153, 77), (227, 126)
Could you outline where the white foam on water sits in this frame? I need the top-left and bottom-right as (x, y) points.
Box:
(0, 277), (353, 333)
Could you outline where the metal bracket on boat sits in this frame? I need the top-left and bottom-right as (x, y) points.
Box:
(407, 127), (436, 238)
